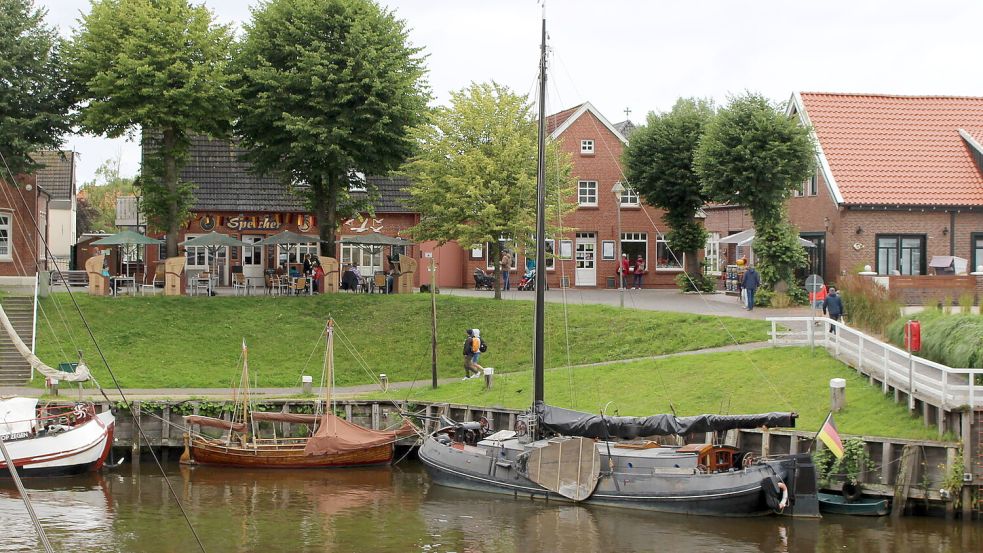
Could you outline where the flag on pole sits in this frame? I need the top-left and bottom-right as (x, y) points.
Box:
(817, 412), (844, 459)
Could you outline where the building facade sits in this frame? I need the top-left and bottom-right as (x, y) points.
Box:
(32, 151), (75, 272)
(0, 173), (50, 284)
(704, 93), (983, 285)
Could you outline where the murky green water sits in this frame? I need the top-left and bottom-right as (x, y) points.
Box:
(2, 461), (979, 552)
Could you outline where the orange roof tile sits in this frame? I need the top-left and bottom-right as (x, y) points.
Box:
(546, 104), (583, 135)
(799, 93), (983, 206)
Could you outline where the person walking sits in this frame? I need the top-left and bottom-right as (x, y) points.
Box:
(742, 265), (760, 310)
(501, 250), (513, 291)
(462, 329), (483, 379)
(822, 286), (844, 334)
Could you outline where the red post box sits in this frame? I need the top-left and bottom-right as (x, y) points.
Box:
(904, 320), (921, 352)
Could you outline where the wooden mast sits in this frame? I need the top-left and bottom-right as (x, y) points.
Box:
(533, 6), (548, 408)
(324, 319), (335, 434)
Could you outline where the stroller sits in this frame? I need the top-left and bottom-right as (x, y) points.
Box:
(517, 268), (536, 291)
(473, 268), (495, 290)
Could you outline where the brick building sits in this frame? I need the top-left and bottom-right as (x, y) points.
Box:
(461, 103), (678, 289)
(0, 172), (50, 285)
(31, 151), (76, 272)
(704, 93), (983, 285)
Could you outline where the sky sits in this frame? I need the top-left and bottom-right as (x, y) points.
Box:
(37, 0), (983, 186)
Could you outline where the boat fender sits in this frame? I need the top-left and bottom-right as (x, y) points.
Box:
(762, 475), (784, 511)
(841, 481), (863, 503)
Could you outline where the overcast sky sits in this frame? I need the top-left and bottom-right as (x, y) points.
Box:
(38, 0), (983, 186)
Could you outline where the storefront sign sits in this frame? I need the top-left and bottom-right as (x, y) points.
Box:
(226, 214), (281, 231)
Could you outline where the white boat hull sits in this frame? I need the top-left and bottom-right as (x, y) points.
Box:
(1, 411), (115, 477)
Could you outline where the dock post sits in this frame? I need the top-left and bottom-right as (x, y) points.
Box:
(131, 401), (141, 467)
(830, 378), (846, 412)
(371, 403), (380, 430)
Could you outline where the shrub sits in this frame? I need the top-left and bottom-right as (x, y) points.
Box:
(959, 293), (975, 314)
(674, 272), (717, 293)
(770, 291), (792, 308)
(886, 310), (983, 368)
(753, 287), (773, 307)
(837, 273), (902, 337)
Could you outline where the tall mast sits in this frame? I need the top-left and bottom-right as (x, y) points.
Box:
(325, 319), (336, 433)
(533, 8), (547, 407)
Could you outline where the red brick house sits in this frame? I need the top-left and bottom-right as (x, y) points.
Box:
(462, 102), (678, 289)
(0, 172), (50, 285)
(704, 93), (983, 285)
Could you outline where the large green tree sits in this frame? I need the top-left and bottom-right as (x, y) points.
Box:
(404, 82), (574, 299)
(0, 0), (73, 176)
(65, 0), (234, 257)
(623, 97), (714, 277)
(234, 0), (430, 257)
(694, 93), (815, 286)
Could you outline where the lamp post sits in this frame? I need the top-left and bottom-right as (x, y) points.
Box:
(611, 182), (625, 308)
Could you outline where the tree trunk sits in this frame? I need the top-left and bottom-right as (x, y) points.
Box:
(162, 128), (180, 259)
(315, 173), (339, 258)
(685, 248), (701, 280)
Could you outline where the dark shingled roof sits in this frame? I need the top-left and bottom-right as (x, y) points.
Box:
(613, 120), (637, 139)
(31, 151), (74, 200)
(145, 136), (412, 213)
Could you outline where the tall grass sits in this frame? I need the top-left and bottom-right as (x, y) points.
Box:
(837, 273), (902, 337)
(886, 309), (983, 368)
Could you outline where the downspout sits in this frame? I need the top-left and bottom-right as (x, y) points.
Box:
(949, 210), (956, 256)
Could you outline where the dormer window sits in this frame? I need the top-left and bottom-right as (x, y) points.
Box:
(580, 139), (595, 155)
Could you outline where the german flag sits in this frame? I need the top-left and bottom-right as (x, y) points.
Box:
(817, 412), (845, 459)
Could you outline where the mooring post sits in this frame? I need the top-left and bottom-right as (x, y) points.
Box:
(131, 401), (141, 467)
(830, 378), (846, 412)
(484, 367), (494, 389)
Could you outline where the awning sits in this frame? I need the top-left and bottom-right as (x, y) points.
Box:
(180, 231), (247, 248)
(91, 229), (161, 246)
(718, 229), (816, 248)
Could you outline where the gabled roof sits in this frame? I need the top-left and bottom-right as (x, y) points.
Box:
(547, 102), (629, 144)
(793, 92), (983, 206)
(143, 135), (412, 213)
(31, 150), (74, 200)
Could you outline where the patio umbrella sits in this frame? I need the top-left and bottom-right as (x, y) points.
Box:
(92, 230), (161, 276)
(181, 232), (249, 286)
(255, 230), (322, 270)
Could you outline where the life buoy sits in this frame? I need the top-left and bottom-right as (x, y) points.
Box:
(762, 475), (789, 512)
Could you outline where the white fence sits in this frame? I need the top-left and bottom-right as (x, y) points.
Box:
(766, 317), (982, 411)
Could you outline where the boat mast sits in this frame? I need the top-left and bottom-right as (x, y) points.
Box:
(240, 339), (252, 438)
(325, 320), (336, 432)
(533, 7), (548, 408)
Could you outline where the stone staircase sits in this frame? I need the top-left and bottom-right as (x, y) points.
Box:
(0, 296), (34, 385)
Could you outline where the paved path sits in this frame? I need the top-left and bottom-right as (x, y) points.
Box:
(0, 341), (774, 401)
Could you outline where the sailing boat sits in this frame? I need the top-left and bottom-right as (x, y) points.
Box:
(417, 11), (820, 517)
(0, 305), (115, 477)
(180, 320), (415, 468)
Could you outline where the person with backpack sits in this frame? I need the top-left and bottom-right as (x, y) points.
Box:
(462, 328), (486, 379)
(822, 286), (845, 334)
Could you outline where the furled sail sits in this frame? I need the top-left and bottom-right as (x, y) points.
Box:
(184, 415), (247, 433)
(0, 303), (91, 382)
(537, 404), (796, 440)
(303, 414), (417, 456)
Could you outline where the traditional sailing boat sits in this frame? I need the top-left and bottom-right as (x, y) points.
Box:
(180, 320), (415, 468)
(417, 11), (820, 517)
(0, 305), (115, 477)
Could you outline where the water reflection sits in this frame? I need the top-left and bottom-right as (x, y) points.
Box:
(1, 461), (980, 553)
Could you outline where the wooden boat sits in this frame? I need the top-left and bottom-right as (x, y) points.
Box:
(1, 398), (115, 477)
(817, 492), (889, 516)
(181, 320), (414, 468)
(417, 9), (821, 518)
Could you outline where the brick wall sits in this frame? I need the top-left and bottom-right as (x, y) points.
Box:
(0, 175), (49, 278)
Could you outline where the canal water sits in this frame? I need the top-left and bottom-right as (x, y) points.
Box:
(2, 461), (979, 553)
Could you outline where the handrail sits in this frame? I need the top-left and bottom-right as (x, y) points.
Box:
(767, 316), (981, 410)
(31, 271), (39, 380)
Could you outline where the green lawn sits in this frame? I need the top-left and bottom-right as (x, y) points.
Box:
(386, 348), (948, 441)
(34, 293), (768, 388)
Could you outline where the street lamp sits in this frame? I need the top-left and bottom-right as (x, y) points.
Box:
(611, 181), (625, 308)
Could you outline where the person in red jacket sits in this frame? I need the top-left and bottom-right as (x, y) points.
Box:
(617, 253), (629, 289)
(632, 255), (646, 289)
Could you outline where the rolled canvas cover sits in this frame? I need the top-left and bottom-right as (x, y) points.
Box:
(538, 405), (796, 440)
(304, 414), (415, 456)
(0, 397), (38, 437)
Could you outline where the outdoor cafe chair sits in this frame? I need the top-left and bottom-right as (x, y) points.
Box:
(291, 276), (308, 295)
(373, 272), (387, 293)
(232, 273), (248, 296)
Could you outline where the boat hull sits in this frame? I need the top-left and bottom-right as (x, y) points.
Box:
(817, 492), (889, 516)
(1, 411), (115, 477)
(187, 438), (393, 468)
(419, 436), (813, 517)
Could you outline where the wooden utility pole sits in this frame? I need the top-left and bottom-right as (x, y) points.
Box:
(430, 255), (438, 389)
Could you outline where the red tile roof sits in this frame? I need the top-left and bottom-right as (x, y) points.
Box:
(546, 104), (582, 135)
(799, 93), (983, 206)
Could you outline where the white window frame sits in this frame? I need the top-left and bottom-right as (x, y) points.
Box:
(340, 243), (381, 274)
(808, 172), (819, 196)
(620, 232), (648, 266)
(619, 183), (640, 207)
(184, 234), (209, 269)
(580, 139), (594, 155)
(655, 232), (684, 271)
(0, 211), (12, 261)
(705, 232), (722, 274)
(578, 180), (598, 206)
(242, 236), (262, 267)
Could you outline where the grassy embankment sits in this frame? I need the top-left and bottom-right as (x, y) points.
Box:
(34, 293), (766, 388)
(386, 347), (945, 440)
(31, 293), (945, 439)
